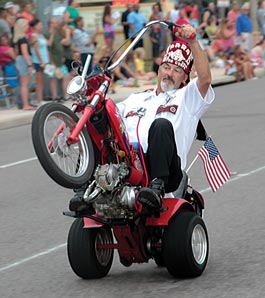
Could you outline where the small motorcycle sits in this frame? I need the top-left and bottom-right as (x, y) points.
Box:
(31, 21), (208, 279)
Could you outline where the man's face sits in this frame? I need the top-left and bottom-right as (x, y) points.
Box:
(243, 7), (249, 15)
(133, 4), (139, 12)
(233, 3), (239, 11)
(157, 63), (187, 93)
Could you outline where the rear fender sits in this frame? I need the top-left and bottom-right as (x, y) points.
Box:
(145, 198), (194, 226)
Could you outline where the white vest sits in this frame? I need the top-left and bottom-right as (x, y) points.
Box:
(117, 78), (215, 170)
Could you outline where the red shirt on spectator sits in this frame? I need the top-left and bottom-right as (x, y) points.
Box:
(0, 45), (14, 67)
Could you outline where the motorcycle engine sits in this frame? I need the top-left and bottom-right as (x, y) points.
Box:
(87, 163), (138, 218)
(95, 163), (127, 191)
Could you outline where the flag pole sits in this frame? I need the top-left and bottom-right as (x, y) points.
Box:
(186, 154), (199, 173)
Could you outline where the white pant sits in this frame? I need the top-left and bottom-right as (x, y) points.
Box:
(237, 32), (253, 52)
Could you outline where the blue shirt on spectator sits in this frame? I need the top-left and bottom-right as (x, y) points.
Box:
(127, 11), (146, 38)
(236, 13), (252, 36)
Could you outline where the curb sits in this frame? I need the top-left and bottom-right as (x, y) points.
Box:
(1, 67), (264, 130)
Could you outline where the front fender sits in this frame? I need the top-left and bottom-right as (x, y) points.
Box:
(145, 198), (194, 226)
(83, 215), (104, 228)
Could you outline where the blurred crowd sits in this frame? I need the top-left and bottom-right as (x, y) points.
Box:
(0, 0), (265, 110)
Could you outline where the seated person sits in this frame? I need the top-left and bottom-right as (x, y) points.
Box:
(250, 38), (265, 68)
(133, 47), (156, 81)
(233, 45), (255, 81)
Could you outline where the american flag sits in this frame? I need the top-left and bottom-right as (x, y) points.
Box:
(198, 137), (231, 192)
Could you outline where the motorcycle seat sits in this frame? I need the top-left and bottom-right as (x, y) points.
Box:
(172, 170), (189, 198)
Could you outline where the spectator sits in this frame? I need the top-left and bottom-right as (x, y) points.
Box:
(191, 4), (199, 23)
(20, 2), (34, 38)
(62, 23), (75, 76)
(133, 47), (156, 81)
(227, 1), (240, 29)
(45, 18), (71, 101)
(63, 0), (80, 28)
(0, 34), (22, 109)
(72, 16), (98, 74)
(182, 1), (193, 16)
(127, 3), (147, 49)
(202, 2), (217, 27)
(149, 22), (161, 69)
(152, 48), (166, 74)
(149, 3), (160, 22)
(224, 51), (237, 76)
(257, 0), (265, 38)
(121, 4), (133, 40)
(0, 7), (12, 40)
(166, 3), (180, 24)
(166, 3), (180, 40)
(186, 9), (204, 41)
(30, 19), (50, 105)
(102, 4), (119, 52)
(111, 50), (153, 88)
(205, 15), (218, 44)
(4, 2), (17, 35)
(176, 9), (189, 26)
(212, 18), (236, 56)
(250, 37), (265, 68)
(13, 18), (35, 110)
(98, 45), (115, 93)
(236, 3), (252, 52)
(186, 10), (215, 63)
(233, 45), (255, 81)
(111, 51), (138, 87)
(99, 44), (112, 62)
(155, 2), (168, 53)
(182, 1), (199, 22)
(0, 34), (15, 66)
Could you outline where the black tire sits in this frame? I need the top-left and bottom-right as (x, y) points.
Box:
(163, 211), (209, 278)
(31, 103), (95, 188)
(67, 218), (114, 279)
(154, 254), (165, 267)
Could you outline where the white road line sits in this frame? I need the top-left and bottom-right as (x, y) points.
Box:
(199, 165), (265, 194)
(0, 157), (37, 169)
(0, 164), (265, 273)
(0, 243), (66, 273)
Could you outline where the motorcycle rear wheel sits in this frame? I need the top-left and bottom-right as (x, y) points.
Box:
(163, 211), (209, 278)
(67, 218), (114, 279)
(31, 103), (95, 188)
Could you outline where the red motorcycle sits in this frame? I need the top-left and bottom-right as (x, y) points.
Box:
(31, 21), (208, 279)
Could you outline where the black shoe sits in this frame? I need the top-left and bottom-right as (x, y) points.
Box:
(137, 178), (165, 211)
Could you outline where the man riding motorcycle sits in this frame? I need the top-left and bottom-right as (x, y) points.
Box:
(69, 24), (215, 213)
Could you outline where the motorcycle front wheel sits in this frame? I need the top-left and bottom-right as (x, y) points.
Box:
(31, 103), (95, 188)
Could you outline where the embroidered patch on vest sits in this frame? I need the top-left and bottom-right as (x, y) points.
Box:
(125, 107), (146, 118)
(156, 104), (178, 115)
(125, 111), (139, 118)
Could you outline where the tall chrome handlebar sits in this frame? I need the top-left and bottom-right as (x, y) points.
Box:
(107, 20), (171, 72)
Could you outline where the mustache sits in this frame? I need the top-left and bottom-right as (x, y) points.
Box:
(162, 76), (175, 84)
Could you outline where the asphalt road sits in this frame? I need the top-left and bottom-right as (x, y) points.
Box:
(1, 78), (265, 298)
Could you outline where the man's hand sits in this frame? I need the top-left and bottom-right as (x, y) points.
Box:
(174, 24), (196, 42)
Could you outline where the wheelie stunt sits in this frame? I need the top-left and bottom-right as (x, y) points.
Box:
(31, 21), (215, 279)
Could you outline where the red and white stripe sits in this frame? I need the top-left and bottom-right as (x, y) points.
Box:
(198, 146), (231, 192)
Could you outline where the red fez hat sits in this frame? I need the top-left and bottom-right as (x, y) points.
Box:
(161, 38), (193, 74)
